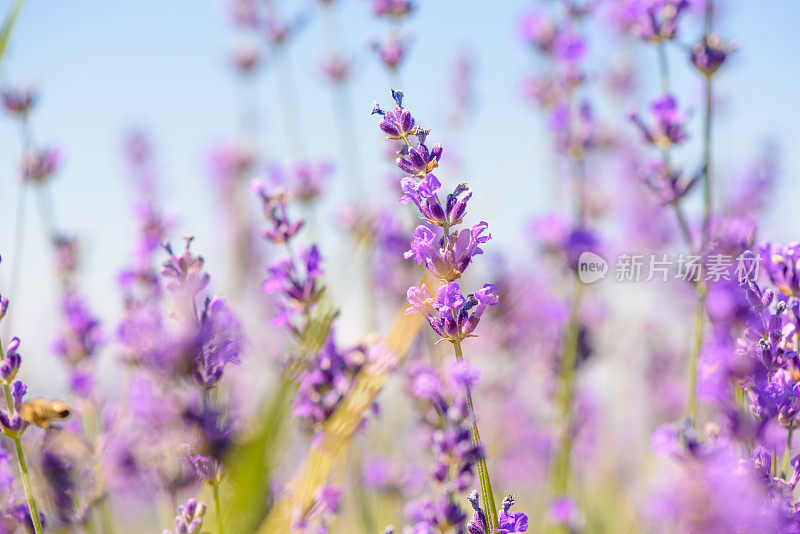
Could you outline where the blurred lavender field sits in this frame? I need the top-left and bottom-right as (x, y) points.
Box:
(0, 0), (798, 533)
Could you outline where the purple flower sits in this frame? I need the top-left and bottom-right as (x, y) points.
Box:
(758, 242), (800, 298)
(628, 94), (688, 148)
(161, 236), (211, 298)
(262, 246), (324, 305)
(195, 296), (243, 388)
(293, 334), (371, 430)
(642, 159), (699, 205)
(182, 403), (233, 462)
(53, 290), (102, 365)
(497, 495), (529, 533)
(370, 32), (410, 71)
(368, 0), (413, 18)
(190, 454), (221, 484)
(12, 503), (46, 534)
(405, 282), (499, 341)
(547, 496), (578, 527)
(269, 160), (333, 203)
(0, 294), (8, 323)
(617, 0), (690, 42)
(397, 144), (443, 177)
(1, 85), (36, 116)
(691, 33), (736, 77)
(373, 93), (417, 140)
(466, 489), (488, 534)
(167, 498), (206, 534)
(433, 282), (465, 315)
(519, 11), (557, 52)
(252, 182), (304, 244)
(553, 30), (586, 64)
(21, 147), (61, 184)
(11, 381), (26, 408)
(320, 52), (352, 83)
(404, 222), (492, 282)
(0, 337), (22, 384)
(295, 485), (342, 531)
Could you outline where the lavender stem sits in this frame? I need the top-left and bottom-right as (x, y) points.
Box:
(212, 479), (224, 534)
(0, 340), (43, 534)
(551, 277), (584, 496)
(452, 338), (498, 532)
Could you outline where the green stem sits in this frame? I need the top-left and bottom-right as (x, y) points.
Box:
(0, 341), (43, 534)
(672, 203), (696, 255)
(656, 41), (670, 94)
(686, 289), (706, 425)
(782, 426), (794, 478)
(98, 497), (116, 534)
(550, 278), (584, 496)
(452, 339), (498, 532)
(212, 479), (224, 534)
(701, 74), (713, 249)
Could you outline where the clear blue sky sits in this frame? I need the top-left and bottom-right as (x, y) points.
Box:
(0, 0), (798, 392)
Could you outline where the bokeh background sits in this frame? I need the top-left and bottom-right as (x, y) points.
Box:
(0, 2), (799, 530)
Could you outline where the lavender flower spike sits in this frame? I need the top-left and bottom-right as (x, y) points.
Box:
(165, 498), (206, 534)
(496, 495), (529, 533)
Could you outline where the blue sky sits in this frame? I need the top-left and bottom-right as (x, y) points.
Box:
(0, 0), (798, 392)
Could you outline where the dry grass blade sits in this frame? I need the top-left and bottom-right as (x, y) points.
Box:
(256, 303), (425, 532)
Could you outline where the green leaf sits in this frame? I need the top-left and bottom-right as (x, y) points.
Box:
(217, 375), (296, 533)
(0, 0), (25, 68)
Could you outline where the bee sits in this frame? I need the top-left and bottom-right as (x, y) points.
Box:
(19, 399), (71, 429)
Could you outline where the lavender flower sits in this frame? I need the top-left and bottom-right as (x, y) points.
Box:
(628, 94), (688, 148)
(519, 11), (557, 53)
(292, 334), (372, 431)
(262, 245), (324, 329)
(319, 52), (352, 83)
(52, 290), (102, 365)
(641, 159), (699, 205)
(0, 337), (21, 385)
(161, 236), (211, 299)
(367, 0), (413, 18)
(691, 33), (736, 77)
(195, 296), (242, 388)
(268, 160), (334, 203)
(370, 32), (410, 72)
(252, 182), (304, 243)
(406, 282), (498, 342)
(1, 86), (36, 116)
(21, 148), (61, 184)
(165, 498), (206, 534)
(497, 494), (529, 533)
(758, 242), (800, 298)
(404, 222), (491, 282)
(617, 0), (690, 43)
(0, 380), (27, 438)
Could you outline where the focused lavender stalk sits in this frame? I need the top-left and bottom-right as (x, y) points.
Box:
(372, 90), (502, 531)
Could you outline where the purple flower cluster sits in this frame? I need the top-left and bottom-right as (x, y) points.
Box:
(405, 282), (498, 343)
(402, 365), (484, 532)
(616, 0), (691, 43)
(268, 160), (333, 204)
(292, 334), (372, 431)
(165, 498), (206, 534)
(628, 94), (689, 149)
(372, 90), (499, 343)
